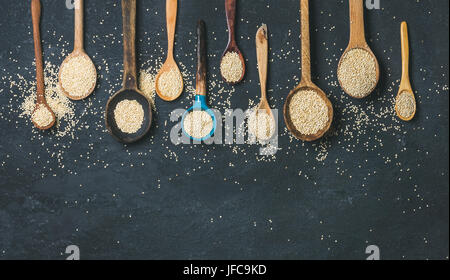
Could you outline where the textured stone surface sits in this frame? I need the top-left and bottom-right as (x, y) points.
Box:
(0, 0), (448, 260)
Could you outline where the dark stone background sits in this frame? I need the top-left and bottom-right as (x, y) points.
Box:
(0, 0), (448, 260)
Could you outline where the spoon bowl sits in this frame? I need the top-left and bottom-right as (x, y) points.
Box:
(395, 21), (416, 121)
(58, 0), (97, 100)
(59, 51), (97, 100)
(284, 85), (333, 142)
(155, 59), (184, 101)
(31, 0), (55, 130)
(220, 0), (245, 85)
(155, 0), (184, 101)
(105, 88), (152, 143)
(337, 0), (379, 98)
(182, 95), (217, 142)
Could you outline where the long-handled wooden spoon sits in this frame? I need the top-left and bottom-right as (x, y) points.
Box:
(220, 0), (245, 85)
(337, 0), (379, 98)
(395, 22), (416, 121)
(283, 0), (333, 142)
(255, 24), (272, 117)
(252, 24), (275, 140)
(105, 0), (152, 144)
(31, 0), (55, 130)
(58, 0), (97, 100)
(155, 0), (184, 101)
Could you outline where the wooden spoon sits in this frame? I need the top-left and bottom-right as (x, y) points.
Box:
(31, 0), (55, 130)
(220, 0), (245, 85)
(155, 0), (183, 101)
(283, 0), (333, 142)
(337, 0), (379, 98)
(58, 0), (97, 100)
(105, 0), (152, 144)
(255, 24), (274, 120)
(395, 22), (416, 121)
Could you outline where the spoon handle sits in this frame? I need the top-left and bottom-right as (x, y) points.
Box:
(401, 21), (410, 83)
(122, 0), (137, 90)
(348, 0), (366, 46)
(196, 20), (207, 96)
(166, 0), (177, 59)
(31, 0), (45, 103)
(225, 0), (236, 44)
(74, 0), (84, 51)
(300, 0), (311, 83)
(256, 24), (268, 101)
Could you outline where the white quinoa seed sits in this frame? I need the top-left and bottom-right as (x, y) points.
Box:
(60, 55), (96, 97)
(157, 67), (183, 98)
(183, 110), (214, 139)
(338, 48), (377, 98)
(220, 51), (244, 83)
(32, 104), (53, 127)
(113, 99), (145, 134)
(139, 69), (156, 108)
(289, 90), (329, 135)
(248, 109), (275, 141)
(396, 91), (416, 119)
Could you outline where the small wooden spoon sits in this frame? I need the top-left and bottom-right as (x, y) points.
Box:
(58, 0), (97, 100)
(220, 0), (245, 85)
(395, 21), (416, 121)
(255, 24), (274, 121)
(283, 0), (333, 142)
(31, 0), (55, 130)
(105, 0), (152, 144)
(338, 0), (379, 98)
(155, 0), (183, 101)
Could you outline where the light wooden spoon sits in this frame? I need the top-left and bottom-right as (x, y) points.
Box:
(31, 0), (55, 130)
(155, 0), (183, 101)
(337, 0), (379, 99)
(58, 0), (97, 100)
(395, 21), (416, 121)
(255, 24), (274, 120)
(283, 0), (333, 142)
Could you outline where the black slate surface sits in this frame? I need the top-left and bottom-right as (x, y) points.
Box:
(0, 0), (448, 260)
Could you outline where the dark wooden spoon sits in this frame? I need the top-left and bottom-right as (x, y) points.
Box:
(220, 0), (245, 85)
(105, 0), (152, 144)
(31, 0), (55, 130)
